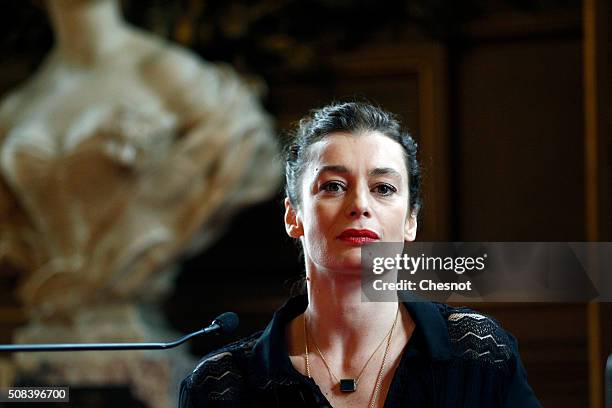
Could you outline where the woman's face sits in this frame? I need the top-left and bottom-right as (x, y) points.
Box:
(285, 131), (417, 275)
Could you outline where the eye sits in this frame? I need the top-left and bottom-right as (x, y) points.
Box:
(373, 183), (397, 196)
(320, 181), (346, 194)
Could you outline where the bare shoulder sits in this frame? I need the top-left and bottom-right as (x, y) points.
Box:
(137, 35), (204, 83)
(134, 31), (263, 119)
(0, 53), (58, 129)
(133, 29), (225, 96)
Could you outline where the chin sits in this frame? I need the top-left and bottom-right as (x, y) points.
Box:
(330, 254), (363, 275)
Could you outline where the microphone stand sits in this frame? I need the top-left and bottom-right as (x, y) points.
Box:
(0, 312), (238, 352)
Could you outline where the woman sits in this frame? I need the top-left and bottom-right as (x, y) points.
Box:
(179, 102), (542, 407)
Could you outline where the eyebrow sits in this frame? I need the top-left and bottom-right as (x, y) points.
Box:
(315, 165), (350, 177)
(315, 165), (403, 180)
(368, 167), (403, 180)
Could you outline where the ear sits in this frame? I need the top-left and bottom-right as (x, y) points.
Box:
(284, 198), (304, 238)
(404, 213), (418, 242)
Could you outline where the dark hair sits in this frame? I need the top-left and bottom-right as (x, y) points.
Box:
(284, 101), (422, 214)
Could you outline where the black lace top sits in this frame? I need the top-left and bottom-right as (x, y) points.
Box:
(179, 295), (542, 407)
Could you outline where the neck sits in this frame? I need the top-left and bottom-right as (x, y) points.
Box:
(46, 0), (128, 64)
(304, 261), (400, 355)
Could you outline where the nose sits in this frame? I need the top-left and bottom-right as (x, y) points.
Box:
(346, 186), (371, 218)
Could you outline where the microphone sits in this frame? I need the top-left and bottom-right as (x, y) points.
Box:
(0, 312), (239, 352)
(209, 311), (239, 334)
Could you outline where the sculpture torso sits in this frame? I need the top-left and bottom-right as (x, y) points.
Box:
(0, 28), (279, 319)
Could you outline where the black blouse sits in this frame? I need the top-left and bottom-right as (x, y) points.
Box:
(179, 295), (542, 407)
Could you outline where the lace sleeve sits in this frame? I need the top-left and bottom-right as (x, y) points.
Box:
(178, 332), (261, 407)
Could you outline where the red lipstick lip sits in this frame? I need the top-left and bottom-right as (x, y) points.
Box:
(337, 229), (380, 240)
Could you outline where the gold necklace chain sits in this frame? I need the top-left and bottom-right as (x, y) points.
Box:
(369, 309), (398, 408)
(304, 310), (397, 385)
(303, 306), (400, 406)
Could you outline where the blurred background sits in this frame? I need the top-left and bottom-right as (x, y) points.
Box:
(0, 0), (610, 407)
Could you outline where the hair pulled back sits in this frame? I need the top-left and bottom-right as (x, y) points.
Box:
(284, 101), (422, 214)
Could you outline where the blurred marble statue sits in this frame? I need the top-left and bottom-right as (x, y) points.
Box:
(0, 0), (280, 406)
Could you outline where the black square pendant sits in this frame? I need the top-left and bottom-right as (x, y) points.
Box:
(339, 379), (357, 392)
